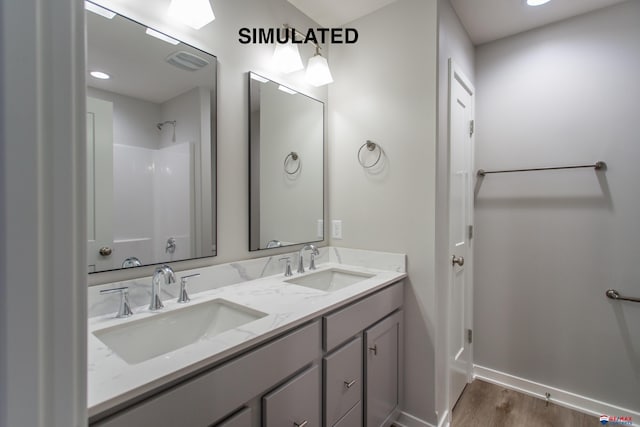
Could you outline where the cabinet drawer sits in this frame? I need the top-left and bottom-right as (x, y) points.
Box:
(215, 407), (251, 427)
(323, 283), (403, 351)
(324, 337), (362, 426)
(263, 365), (321, 427)
(93, 321), (321, 427)
(333, 401), (362, 427)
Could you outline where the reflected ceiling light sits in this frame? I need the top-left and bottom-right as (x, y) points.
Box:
(526, 0), (551, 5)
(145, 28), (180, 45)
(85, 1), (116, 19)
(277, 85), (297, 95)
(250, 74), (269, 83)
(90, 71), (110, 80)
(272, 42), (304, 74)
(167, 0), (215, 30)
(305, 48), (333, 87)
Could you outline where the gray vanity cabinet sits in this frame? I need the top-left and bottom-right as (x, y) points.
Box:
(322, 283), (403, 427)
(90, 281), (404, 427)
(364, 311), (402, 427)
(215, 407), (251, 427)
(263, 365), (321, 427)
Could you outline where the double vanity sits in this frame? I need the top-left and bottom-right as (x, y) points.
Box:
(85, 4), (403, 426)
(88, 248), (406, 427)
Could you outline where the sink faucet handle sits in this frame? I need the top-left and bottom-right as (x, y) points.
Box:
(100, 286), (134, 318)
(279, 257), (293, 277)
(177, 273), (200, 303)
(309, 251), (318, 271)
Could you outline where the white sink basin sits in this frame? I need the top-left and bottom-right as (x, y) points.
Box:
(93, 299), (267, 365)
(285, 268), (375, 292)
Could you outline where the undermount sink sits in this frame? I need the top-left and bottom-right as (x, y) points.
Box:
(93, 299), (267, 365)
(285, 268), (375, 292)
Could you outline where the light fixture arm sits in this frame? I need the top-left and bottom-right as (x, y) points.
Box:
(283, 24), (322, 53)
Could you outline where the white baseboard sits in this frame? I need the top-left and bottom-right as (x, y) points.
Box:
(393, 411), (436, 427)
(437, 410), (450, 427)
(474, 365), (639, 426)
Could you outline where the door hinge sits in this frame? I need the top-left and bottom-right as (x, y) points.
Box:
(468, 225), (473, 240)
(469, 120), (475, 137)
(467, 329), (473, 344)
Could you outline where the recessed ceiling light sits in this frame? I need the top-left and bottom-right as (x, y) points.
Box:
(145, 28), (180, 45)
(527, 0), (551, 6)
(90, 71), (110, 80)
(85, 1), (116, 19)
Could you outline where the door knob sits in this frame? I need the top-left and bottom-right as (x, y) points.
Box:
(452, 255), (464, 266)
(99, 246), (113, 256)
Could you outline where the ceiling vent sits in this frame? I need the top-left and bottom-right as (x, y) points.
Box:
(165, 51), (209, 71)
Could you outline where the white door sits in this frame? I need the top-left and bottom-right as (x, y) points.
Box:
(86, 96), (114, 272)
(448, 60), (474, 409)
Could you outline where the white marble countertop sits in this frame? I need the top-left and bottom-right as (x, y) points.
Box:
(88, 260), (406, 417)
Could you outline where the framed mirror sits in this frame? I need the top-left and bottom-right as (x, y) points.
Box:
(249, 73), (324, 251)
(86, 2), (217, 273)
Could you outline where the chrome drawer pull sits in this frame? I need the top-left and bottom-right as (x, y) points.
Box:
(368, 345), (378, 356)
(294, 421), (308, 427)
(344, 379), (357, 389)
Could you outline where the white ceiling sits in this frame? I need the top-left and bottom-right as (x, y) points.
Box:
(287, 0), (628, 45)
(287, 0), (399, 27)
(450, 0), (629, 45)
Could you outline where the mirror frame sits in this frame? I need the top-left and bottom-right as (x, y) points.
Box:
(86, 2), (218, 277)
(248, 72), (326, 252)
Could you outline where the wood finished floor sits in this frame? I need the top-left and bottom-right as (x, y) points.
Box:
(451, 380), (600, 427)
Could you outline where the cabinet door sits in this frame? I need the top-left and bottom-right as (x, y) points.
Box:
(263, 365), (321, 427)
(214, 407), (251, 427)
(324, 337), (362, 426)
(364, 311), (402, 427)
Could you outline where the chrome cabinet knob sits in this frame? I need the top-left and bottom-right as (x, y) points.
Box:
(344, 379), (357, 389)
(452, 255), (465, 267)
(99, 246), (113, 256)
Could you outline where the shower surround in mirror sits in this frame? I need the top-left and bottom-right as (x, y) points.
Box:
(249, 73), (324, 251)
(86, 3), (216, 273)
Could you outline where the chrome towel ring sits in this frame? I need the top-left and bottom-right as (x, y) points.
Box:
(357, 140), (382, 169)
(284, 152), (301, 174)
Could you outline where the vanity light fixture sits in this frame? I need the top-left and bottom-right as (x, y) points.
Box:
(526, 0), (551, 6)
(167, 0), (215, 30)
(305, 46), (333, 87)
(272, 39), (304, 74)
(145, 28), (180, 45)
(272, 24), (333, 87)
(90, 71), (110, 80)
(85, 1), (116, 19)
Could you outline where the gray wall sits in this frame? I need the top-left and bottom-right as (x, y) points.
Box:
(436, 0), (474, 422)
(328, 0), (438, 423)
(474, 1), (640, 412)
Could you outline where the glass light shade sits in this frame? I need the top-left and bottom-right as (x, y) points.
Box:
(526, 0), (551, 5)
(167, 0), (215, 30)
(305, 54), (333, 87)
(272, 42), (304, 74)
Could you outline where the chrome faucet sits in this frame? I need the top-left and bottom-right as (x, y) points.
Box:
(149, 264), (176, 310)
(297, 244), (320, 274)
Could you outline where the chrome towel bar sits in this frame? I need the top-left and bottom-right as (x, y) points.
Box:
(477, 161), (606, 177)
(606, 289), (640, 303)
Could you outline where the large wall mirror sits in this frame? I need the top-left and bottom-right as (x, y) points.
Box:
(86, 2), (217, 273)
(249, 73), (324, 251)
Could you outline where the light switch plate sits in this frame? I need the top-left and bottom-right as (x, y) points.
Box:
(331, 220), (343, 239)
